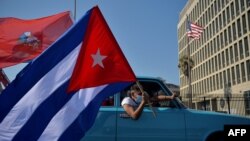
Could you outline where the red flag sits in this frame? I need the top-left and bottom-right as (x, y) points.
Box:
(0, 11), (73, 68)
(68, 6), (136, 92)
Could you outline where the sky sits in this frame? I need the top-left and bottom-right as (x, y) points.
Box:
(0, 0), (187, 85)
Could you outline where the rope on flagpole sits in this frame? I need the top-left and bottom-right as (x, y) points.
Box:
(136, 81), (157, 118)
(186, 15), (193, 108)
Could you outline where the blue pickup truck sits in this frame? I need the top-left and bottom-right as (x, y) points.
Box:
(82, 77), (250, 141)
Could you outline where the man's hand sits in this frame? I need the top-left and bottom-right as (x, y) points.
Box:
(171, 92), (177, 100)
(141, 92), (149, 104)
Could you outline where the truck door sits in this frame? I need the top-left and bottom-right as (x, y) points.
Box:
(116, 107), (186, 141)
(82, 96), (116, 141)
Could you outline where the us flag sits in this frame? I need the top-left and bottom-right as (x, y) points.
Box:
(187, 20), (204, 40)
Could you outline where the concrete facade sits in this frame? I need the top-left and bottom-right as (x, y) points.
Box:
(178, 0), (250, 116)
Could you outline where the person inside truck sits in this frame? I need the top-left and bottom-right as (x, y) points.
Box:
(151, 90), (177, 107)
(121, 84), (148, 120)
(121, 84), (176, 120)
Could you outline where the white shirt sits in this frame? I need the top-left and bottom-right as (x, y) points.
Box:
(121, 97), (138, 107)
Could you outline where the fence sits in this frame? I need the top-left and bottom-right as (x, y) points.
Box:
(179, 94), (250, 118)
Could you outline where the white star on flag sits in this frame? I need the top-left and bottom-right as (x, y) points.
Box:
(91, 48), (107, 68)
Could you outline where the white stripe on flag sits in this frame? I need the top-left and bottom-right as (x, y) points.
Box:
(38, 85), (107, 141)
(0, 43), (82, 141)
(190, 24), (203, 30)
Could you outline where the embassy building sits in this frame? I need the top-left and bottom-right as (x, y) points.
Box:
(177, 0), (250, 116)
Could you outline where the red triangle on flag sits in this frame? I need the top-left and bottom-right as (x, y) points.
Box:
(67, 6), (136, 93)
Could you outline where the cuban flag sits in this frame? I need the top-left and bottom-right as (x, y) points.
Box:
(0, 6), (136, 141)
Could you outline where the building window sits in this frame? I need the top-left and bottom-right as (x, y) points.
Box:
(231, 2), (235, 19)
(224, 29), (228, 46)
(221, 51), (226, 68)
(210, 77), (213, 92)
(202, 63), (205, 78)
(208, 43), (211, 58)
(247, 60), (250, 80)
(202, 16), (205, 32)
(226, 6), (230, 23)
(226, 49), (229, 66)
(223, 10), (226, 26)
(211, 4), (214, 18)
(213, 38), (217, 52)
(242, 14), (247, 34)
(219, 14), (222, 29)
(208, 7), (211, 22)
(237, 18), (242, 37)
(230, 46), (234, 64)
(215, 17), (218, 32)
(218, 0), (221, 12)
(232, 22), (236, 41)
(223, 71), (227, 87)
(202, 48), (205, 62)
(217, 35), (220, 51)
(215, 55), (218, 71)
(234, 43), (239, 61)
(204, 45), (207, 59)
(220, 72), (223, 88)
(206, 78), (210, 92)
(212, 21), (215, 36)
(235, 0), (240, 15)
(211, 41), (214, 55)
(220, 32), (224, 48)
(227, 68), (231, 85)
(231, 66), (236, 85)
(244, 37), (249, 57)
(209, 60), (211, 74)
(214, 0), (217, 13)
(218, 53), (222, 70)
(222, 0), (226, 6)
(247, 0), (250, 7)
(239, 40), (244, 59)
(244, 91), (250, 115)
(240, 0), (246, 11)
(213, 75), (216, 91)
(206, 61), (208, 76)
(205, 11), (208, 25)
(212, 57), (214, 73)
(241, 62), (246, 82)
(228, 26), (232, 43)
(216, 74), (219, 90)
(248, 10), (250, 32)
(236, 64), (241, 84)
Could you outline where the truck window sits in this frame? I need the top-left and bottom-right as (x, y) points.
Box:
(101, 96), (114, 106)
(119, 81), (176, 108)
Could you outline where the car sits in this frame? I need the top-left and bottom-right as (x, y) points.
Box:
(81, 77), (250, 141)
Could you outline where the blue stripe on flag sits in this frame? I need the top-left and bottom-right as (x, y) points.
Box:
(59, 82), (133, 141)
(12, 81), (74, 141)
(0, 10), (92, 122)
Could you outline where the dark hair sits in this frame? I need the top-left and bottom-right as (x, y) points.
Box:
(130, 83), (142, 91)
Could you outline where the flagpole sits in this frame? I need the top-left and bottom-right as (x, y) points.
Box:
(74, 0), (76, 21)
(0, 69), (10, 89)
(136, 81), (157, 118)
(186, 15), (192, 108)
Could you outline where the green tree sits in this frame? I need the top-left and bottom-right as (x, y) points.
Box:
(178, 55), (194, 77)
